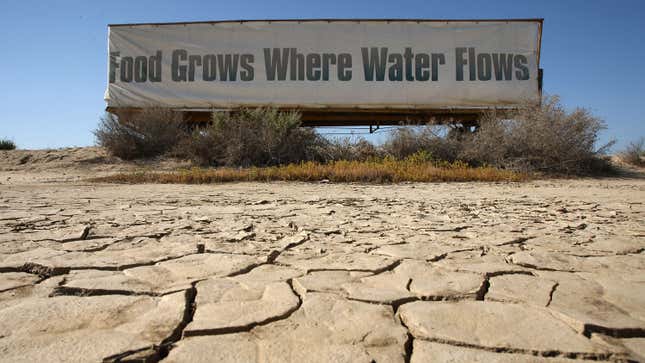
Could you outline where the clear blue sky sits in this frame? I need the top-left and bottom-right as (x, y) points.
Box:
(0, 0), (643, 150)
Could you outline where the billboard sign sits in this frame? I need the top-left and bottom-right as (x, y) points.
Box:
(105, 19), (542, 110)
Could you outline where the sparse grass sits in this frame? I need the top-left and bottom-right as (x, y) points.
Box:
(0, 138), (16, 150)
(91, 157), (527, 184)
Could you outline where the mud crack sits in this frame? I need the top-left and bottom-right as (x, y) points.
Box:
(102, 282), (198, 362)
(411, 335), (632, 362)
(183, 278), (303, 337)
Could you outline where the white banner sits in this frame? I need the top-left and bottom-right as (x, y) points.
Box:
(105, 20), (541, 109)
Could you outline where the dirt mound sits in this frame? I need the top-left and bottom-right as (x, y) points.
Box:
(0, 147), (190, 173)
(0, 147), (117, 171)
(0, 147), (192, 185)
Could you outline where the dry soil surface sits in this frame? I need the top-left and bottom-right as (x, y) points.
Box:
(0, 148), (644, 362)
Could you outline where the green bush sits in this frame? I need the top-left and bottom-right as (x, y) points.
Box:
(0, 138), (16, 150)
(94, 108), (186, 160)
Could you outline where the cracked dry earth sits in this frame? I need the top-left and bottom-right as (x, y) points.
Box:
(1, 168), (644, 361)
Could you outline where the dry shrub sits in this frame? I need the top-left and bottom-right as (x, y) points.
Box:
(94, 108), (185, 160)
(92, 97), (615, 176)
(619, 138), (645, 167)
(381, 128), (420, 159)
(461, 96), (613, 174)
(382, 126), (463, 162)
(178, 107), (326, 166)
(92, 158), (526, 184)
(323, 137), (383, 161)
(0, 138), (16, 150)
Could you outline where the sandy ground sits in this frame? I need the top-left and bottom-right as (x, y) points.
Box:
(0, 148), (644, 362)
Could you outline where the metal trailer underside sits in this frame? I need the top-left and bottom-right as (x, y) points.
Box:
(106, 106), (521, 129)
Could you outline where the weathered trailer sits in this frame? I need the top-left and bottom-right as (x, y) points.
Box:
(105, 19), (543, 127)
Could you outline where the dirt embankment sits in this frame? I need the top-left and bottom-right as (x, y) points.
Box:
(0, 147), (190, 184)
(0, 147), (118, 171)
